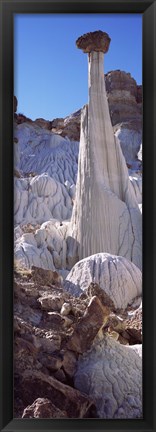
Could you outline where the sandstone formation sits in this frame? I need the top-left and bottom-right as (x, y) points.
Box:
(105, 70), (142, 125)
(51, 110), (81, 141)
(74, 334), (142, 419)
(76, 30), (111, 53)
(64, 253), (142, 310)
(105, 71), (142, 168)
(67, 31), (142, 270)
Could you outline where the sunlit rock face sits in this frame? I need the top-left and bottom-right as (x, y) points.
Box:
(64, 252), (142, 310)
(67, 31), (142, 270)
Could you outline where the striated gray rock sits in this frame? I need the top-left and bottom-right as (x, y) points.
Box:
(14, 219), (69, 272)
(68, 33), (142, 270)
(64, 253), (142, 310)
(14, 173), (73, 225)
(74, 334), (142, 419)
(114, 123), (142, 168)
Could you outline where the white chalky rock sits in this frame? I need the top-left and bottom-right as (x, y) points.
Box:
(68, 44), (142, 270)
(14, 173), (73, 225)
(114, 127), (142, 167)
(129, 175), (142, 204)
(14, 220), (69, 272)
(14, 122), (79, 186)
(64, 253), (142, 309)
(138, 143), (142, 161)
(74, 335), (142, 419)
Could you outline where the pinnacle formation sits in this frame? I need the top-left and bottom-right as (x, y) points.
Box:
(67, 31), (142, 270)
(76, 30), (111, 53)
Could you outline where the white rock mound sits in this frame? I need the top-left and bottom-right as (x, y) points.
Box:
(14, 122), (79, 186)
(14, 173), (73, 225)
(64, 253), (142, 310)
(14, 219), (69, 275)
(74, 334), (142, 419)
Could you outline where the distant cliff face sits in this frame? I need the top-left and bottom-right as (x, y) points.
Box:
(105, 70), (142, 126)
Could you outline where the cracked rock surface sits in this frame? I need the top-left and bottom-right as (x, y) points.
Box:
(64, 252), (142, 310)
(74, 334), (142, 419)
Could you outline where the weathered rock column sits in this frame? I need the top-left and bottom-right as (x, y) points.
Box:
(67, 31), (142, 270)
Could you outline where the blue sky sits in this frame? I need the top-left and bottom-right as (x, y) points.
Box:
(14, 14), (142, 120)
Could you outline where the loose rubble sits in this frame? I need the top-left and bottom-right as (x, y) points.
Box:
(14, 265), (142, 418)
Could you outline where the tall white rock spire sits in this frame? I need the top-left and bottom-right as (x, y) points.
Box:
(67, 31), (142, 270)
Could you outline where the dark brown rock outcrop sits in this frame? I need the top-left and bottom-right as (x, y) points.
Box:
(16, 370), (96, 418)
(67, 295), (110, 353)
(105, 70), (142, 126)
(76, 30), (111, 53)
(22, 398), (67, 418)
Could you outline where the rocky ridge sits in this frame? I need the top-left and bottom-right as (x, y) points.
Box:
(14, 69), (142, 167)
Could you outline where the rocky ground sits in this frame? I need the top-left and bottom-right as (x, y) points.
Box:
(14, 264), (142, 418)
(14, 69), (142, 419)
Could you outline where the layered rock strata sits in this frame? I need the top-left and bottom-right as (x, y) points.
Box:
(67, 31), (142, 270)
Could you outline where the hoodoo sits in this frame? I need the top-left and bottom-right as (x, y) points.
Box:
(67, 31), (142, 270)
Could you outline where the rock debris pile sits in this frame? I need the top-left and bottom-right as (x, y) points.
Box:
(14, 265), (142, 418)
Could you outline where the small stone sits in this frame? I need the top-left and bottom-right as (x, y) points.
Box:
(86, 283), (115, 310)
(108, 329), (119, 341)
(35, 334), (61, 354)
(62, 350), (77, 378)
(60, 302), (72, 316)
(22, 398), (67, 418)
(47, 312), (65, 326)
(62, 316), (73, 329)
(39, 353), (63, 372)
(38, 295), (64, 312)
(31, 266), (63, 286)
(53, 369), (67, 383)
